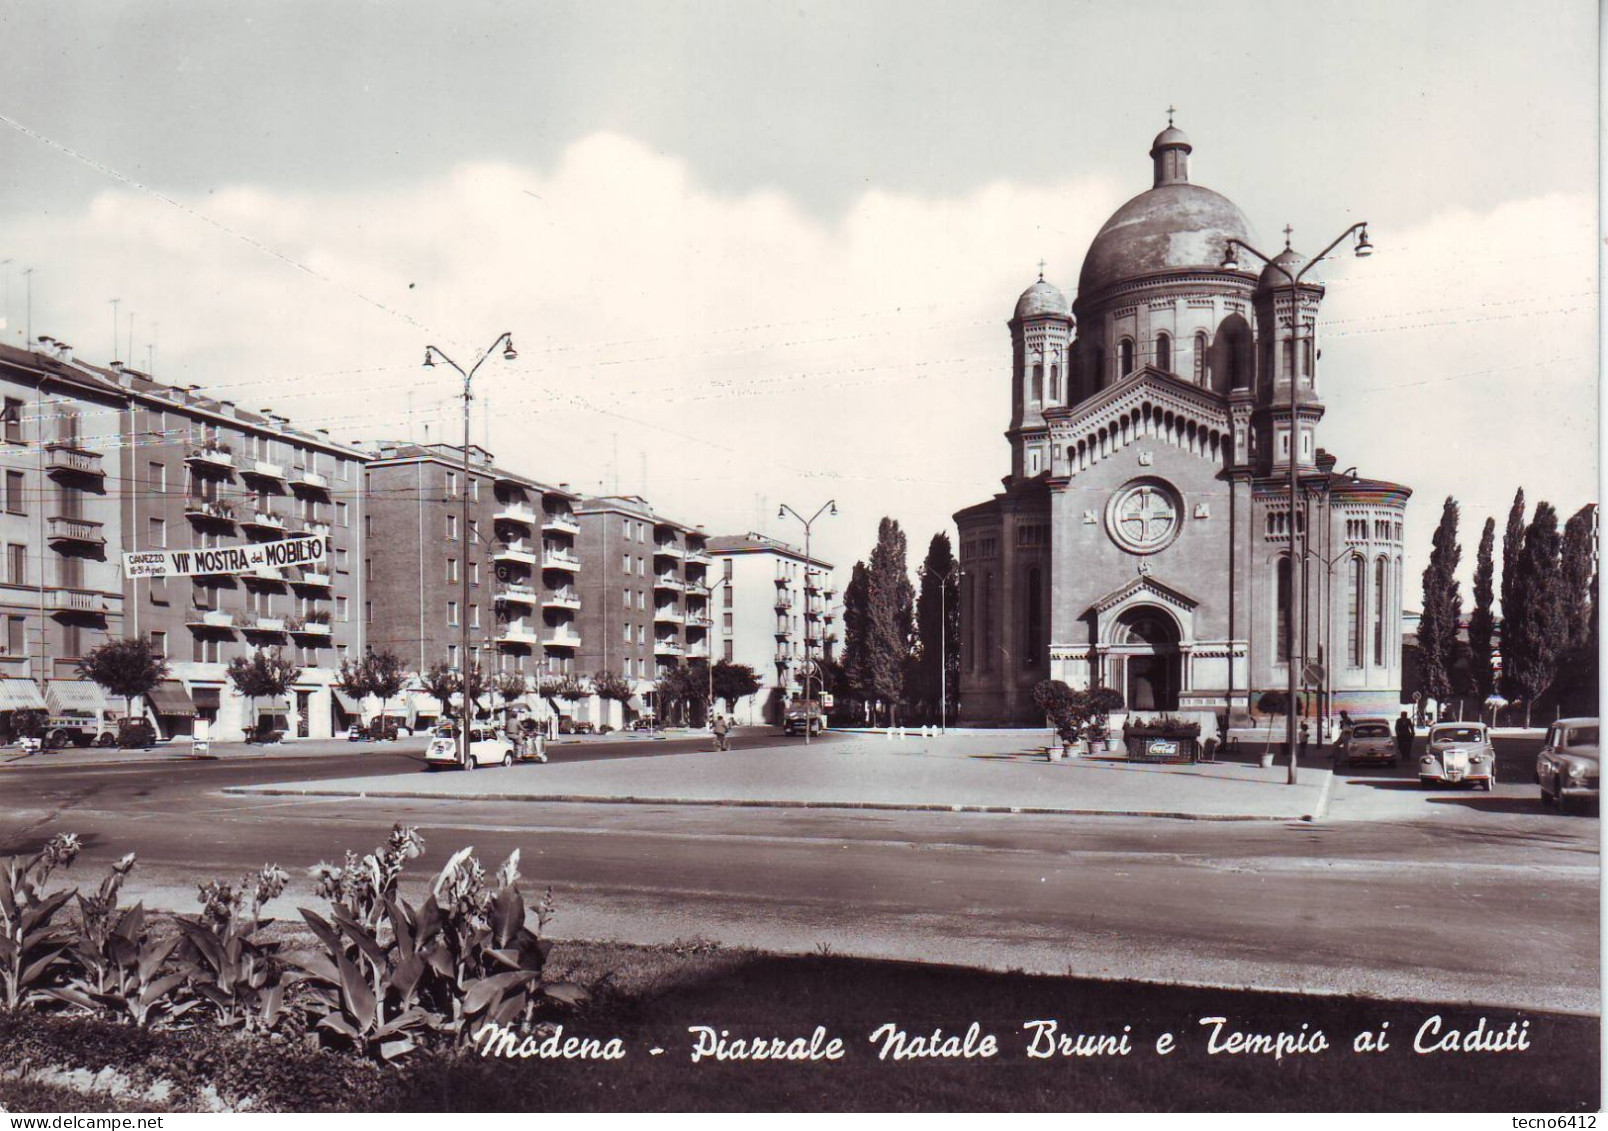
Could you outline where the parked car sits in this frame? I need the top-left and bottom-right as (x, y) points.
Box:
(423, 725), (515, 770)
(1418, 722), (1496, 790)
(1338, 718), (1397, 766)
(783, 700), (825, 737)
(1537, 717), (1599, 811)
(630, 718), (656, 732)
(558, 717), (595, 735)
(116, 717), (158, 750)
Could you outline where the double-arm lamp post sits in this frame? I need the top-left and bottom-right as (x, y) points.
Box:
(1221, 223), (1370, 785)
(423, 333), (518, 767)
(930, 564), (963, 733)
(777, 499), (836, 745)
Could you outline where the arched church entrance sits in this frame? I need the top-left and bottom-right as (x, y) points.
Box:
(1114, 606), (1181, 711)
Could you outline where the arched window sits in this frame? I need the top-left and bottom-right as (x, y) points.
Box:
(1275, 556), (1292, 662)
(1119, 338), (1135, 376)
(1155, 333), (1171, 373)
(1373, 557), (1388, 665)
(1193, 331), (1208, 384)
(1347, 555), (1365, 667)
(980, 572), (994, 672)
(1031, 362), (1043, 403)
(1392, 556), (1403, 665)
(1025, 567), (1042, 666)
(1049, 364), (1060, 402)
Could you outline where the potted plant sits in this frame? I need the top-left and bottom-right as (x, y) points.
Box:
(1032, 680), (1083, 760)
(1255, 690), (1290, 768)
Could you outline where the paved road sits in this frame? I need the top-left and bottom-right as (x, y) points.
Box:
(0, 730), (1595, 1013)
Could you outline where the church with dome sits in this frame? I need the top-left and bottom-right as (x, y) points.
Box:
(953, 123), (1411, 730)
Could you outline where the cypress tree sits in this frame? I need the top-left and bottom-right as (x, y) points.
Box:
(1505, 501), (1566, 725)
(1554, 505), (1599, 714)
(1416, 497), (1463, 710)
(1498, 488), (1526, 701)
(841, 561), (872, 719)
(913, 533), (961, 725)
(1467, 517), (1498, 704)
(865, 517), (915, 725)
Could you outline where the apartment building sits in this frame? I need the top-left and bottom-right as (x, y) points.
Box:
(573, 495), (710, 728)
(0, 343), (128, 727)
(84, 356), (372, 741)
(707, 532), (835, 724)
(363, 442), (582, 725)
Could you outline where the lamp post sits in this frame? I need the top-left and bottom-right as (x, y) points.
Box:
(930, 564), (963, 733)
(1223, 223), (1370, 785)
(423, 333), (518, 767)
(706, 574), (732, 724)
(777, 499), (836, 745)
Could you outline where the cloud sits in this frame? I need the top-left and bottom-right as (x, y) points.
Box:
(0, 132), (1593, 599)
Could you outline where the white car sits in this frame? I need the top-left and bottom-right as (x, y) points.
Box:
(423, 725), (515, 770)
(1537, 717), (1599, 811)
(1419, 722), (1496, 790)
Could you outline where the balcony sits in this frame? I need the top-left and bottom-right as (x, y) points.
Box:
(45, 516), (105, 548)
(287, 616), (332, 636)
(653, 639), (684, 656)
(774, 625), (791, 639)
(50, 588), (104, 614)
(240, 510), (285, 534)
(653, 605), (684, 624)
(292, 568), (332, 588)
(495, 626), (540, 647)
(493, 542), (537, 567)
(298, 520), (331, 539)
(653, 542), (685, 559)
(243, 459), (286, 483)
(45, 444), (104, 480)
(495, 583), (537, 607)
(541, 512), (580, 536)
(294, 469), (330, 492)
(774, 595), (793, 610)
(239, 615), (286, 635)
(685, 613), (712, 629)
(495, 502), (537, 527)
(774, 650), (792, 664)
(542, 588), (581, 611)
(245, 567), (286, 585)
(186, 610), (234, 630)
(183, 497), (236, 525)
(543, 628), (582, 650)
(184, 445), (234, 471)
(684, 580), (710, 596)
(653, 574), (685, 592)
(541, 549), (580, 573)
(685, 642), (710, 659)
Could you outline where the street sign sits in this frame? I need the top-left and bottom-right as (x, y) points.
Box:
(1301, 661), (1325, 686)
(123, 535), (327, 579)
(821, 693), (835, 709)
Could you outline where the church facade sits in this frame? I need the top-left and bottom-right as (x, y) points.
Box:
(954, 125), (1410, 730)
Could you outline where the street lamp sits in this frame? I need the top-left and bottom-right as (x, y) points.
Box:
(423, 333), (517, 767)
(1222, 223), (1371, 785)
(777, 500), (836, 745)
(929, 564), (963, 733)
(707, 574), (733, 724)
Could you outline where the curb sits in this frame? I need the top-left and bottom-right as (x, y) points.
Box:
(221, 784), (1307, 822)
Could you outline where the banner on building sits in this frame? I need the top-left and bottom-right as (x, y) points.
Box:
(123, 535), (328, 579)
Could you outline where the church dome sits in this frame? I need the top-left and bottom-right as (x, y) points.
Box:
(1076, 126), (1258, 301)
(1014, 277), (1070, 320)
(1257, 246), (1306, 290)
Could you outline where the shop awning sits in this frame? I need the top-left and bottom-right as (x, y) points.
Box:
(256, 697), (290, 717)
(0, 679), (45, 711)
(331, 688), (361, 713)
(45, 680), (109, 714)
(190, 686), (221, 711)
(147, 682), (195, 716)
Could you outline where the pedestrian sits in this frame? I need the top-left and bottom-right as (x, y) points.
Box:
(711, 714), (730, 752)
(1394, 711), (1415, 763)
(1298, 720), (1310, 762)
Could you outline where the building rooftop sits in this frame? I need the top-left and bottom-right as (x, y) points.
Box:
(706, 531), (833, 569)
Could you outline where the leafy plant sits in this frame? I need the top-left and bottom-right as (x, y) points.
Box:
(77, 637), (171, 722)
(174, 864), (293, 1033)
(0, 833), (82, 1010)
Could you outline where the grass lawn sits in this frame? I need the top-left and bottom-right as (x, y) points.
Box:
(0, 938), (1596, 1112)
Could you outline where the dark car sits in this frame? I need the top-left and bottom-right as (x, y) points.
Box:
(116, 717), (157, 749)
(783, 700), (825, 737)
(631, 718), (656, 732)
(557, 717), (595, 735)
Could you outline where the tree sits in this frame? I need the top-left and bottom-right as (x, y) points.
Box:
(1553, 505), (1599, 715)
(491, 671), (528, 725)
(77, 637), (170, 721)
(1503, 502), (1566, 725)
(1255, 690), (1290, 754)
(864, 518), (915, 725)
(1467, 517), (1497, 704)
(1416, 497), (1463, 711)
(422, 660), (488, 720)
(840, 561), (872, 717)
(366, 650), (408, 724)
(911, 533), (961, 725)
(1032, 679), (1082, 751)
(711, 660), (762, 713)
(590, 669), (633, 704)
(226, 648), (302, 738)
(1499, 487), (1526, 661)
(653, 664), (701, 725)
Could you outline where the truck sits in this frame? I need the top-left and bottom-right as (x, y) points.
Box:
(782, 700), (825, 737)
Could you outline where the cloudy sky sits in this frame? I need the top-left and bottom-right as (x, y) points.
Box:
(0, 0), (1595, 595)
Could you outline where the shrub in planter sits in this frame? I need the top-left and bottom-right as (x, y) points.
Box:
(0, 832), (82, 1009)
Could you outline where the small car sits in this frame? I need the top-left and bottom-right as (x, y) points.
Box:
(1339, 718), (1398, 766)
(423, 725), (516, 770)
(783, 700), (824, 737)
(630, 718), (656, 732)
(1418, 722), (1496, 790)
(1537, 717), (1599, 811)
(116, 717), (158, 750)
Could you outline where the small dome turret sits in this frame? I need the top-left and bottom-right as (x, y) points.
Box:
(1014, 277), (1070, 321)
(1256, 246), (1306, 291)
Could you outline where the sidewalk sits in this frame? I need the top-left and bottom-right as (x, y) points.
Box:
(228, 730), (1335, 821)
(0, 735), (427, 769)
